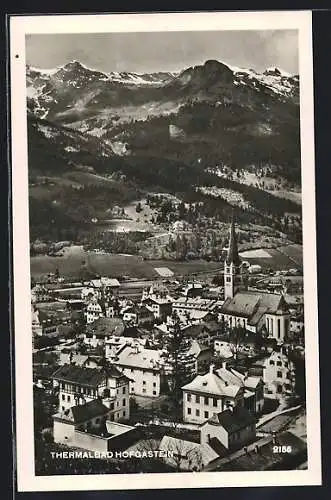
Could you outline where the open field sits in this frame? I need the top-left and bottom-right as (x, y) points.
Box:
(30, 242), (303, 281)
(240, 245), (303, 270)
(31, 249), (159, 280)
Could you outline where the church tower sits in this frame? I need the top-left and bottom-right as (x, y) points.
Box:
(224, 214), (248, 299)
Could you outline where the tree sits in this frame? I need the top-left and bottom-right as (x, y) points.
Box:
(135, 202), (142, 213)
(228, 325), (247, 362)
(160, 437), (203, 471)
(161, 314), (196, 417)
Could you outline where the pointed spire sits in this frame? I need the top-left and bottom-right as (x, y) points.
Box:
(226, 210), (241, 266)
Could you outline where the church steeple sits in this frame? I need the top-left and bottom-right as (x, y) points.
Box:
(226, 212), (241, 266)
(224, 212), (247, 300)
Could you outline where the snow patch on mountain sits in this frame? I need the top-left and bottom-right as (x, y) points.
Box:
(196, 186), (252, 210)
(38, 124), (60, 139)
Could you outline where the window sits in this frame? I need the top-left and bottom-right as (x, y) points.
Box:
(143, 381), (146, 385)
(122, 387), (126, 394)
(204, 411), (209, 419)
(195, 395), (200, 403)
(196, 409), (200, 417)
(61, 406), (65, 411)
(204, 396), (209, 405)
(277, 371), (282, 378)
(153, 382), (156, 387)
(277, 385), (282, 394)
(226, 277), (231, 283)
(143, 388), (146, 393)
(213, 398), (218, 407)
(270, 360), (275, 365)
(62, 395), (65, 401)
(285, 362), (288, 368)
(153, 391), (157, 395)
(123, 411), (126, 418)
(277, 361), (282, 367)
(187, 408), (191, 415)
(67, 395), (70, 402)
(117, 401), (119, 407)
(187, 394), (191, 402)
(122, 398), (126, 406)
(110, 403), (114, 410)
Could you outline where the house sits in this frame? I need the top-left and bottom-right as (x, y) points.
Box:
(31, 305), (42, 337)
(105, 336), (147, 359)
(88, 277), (121, 293)
(85, 298), (103, 324)
(183, 321), (220, 346)
(213, 338), (233, 359)
(200, 405), (256, 452)
(122, 305), (155, 327)
(215, 365), (264, 414)
(141, 284), (173, 320)
(182, 363), (263, 424)
(112, 344), (164, 397)
(172, 297), (219, 321)
(83, 317), (126, 347)
(262, 350), (295, 399)
(188, 340), (213, 375)
(58, 352), (102, 370)
(182, 365), (245, 424)
(219, 217), (290, 343)
(53, 403), (138, 451)
(51, 363), (130, 421)
(31, 284), (52, 303)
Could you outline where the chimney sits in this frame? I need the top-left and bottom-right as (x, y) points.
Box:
(209, 364), (215, 374)
(222, 361), (227, 370)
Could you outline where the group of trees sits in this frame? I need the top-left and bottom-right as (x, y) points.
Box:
(83, 230), (151, 254)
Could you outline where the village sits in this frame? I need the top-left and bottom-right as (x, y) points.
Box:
(31, 217), (307, 474)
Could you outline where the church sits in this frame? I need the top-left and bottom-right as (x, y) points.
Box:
(219, 217), (290, 344)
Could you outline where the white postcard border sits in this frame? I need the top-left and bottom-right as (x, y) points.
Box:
(9, 10), (322, 491)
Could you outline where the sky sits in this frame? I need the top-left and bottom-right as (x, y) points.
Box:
(26, 30), (299, 75)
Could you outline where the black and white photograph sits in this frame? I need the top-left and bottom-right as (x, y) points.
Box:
(10, 10), (321, 491)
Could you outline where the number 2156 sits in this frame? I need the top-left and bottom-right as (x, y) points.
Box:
(273, 445), (292, 453)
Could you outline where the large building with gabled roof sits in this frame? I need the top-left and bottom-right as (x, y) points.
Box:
(51, 363), (131, 420)
(181, 362), (263, 424)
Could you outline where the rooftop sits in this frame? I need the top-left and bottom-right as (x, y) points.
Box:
(86, 317), (125, 337)
(54, 398), (110, 424)
(181, 369), (242, 398)
(115, 345), (161, 371)
(204, 406), (256, 433)
(52, 364), (106, 387)
(89, 278), (120, 288)
(221, 292), (288, 325)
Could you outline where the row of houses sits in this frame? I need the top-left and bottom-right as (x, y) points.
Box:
(50, 351), (296, 466)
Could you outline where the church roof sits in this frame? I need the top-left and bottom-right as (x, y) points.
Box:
(221, 292), (288, 325)
(226, 215), (241, 266)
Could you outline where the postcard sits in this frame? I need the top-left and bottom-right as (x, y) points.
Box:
(9, 10), (322, 491)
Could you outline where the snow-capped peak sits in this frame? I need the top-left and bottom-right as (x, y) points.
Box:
(27, 65), (59, 76)
(263, 66), (293, 78)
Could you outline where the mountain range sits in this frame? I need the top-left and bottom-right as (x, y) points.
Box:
(26, 59), (301, 243)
